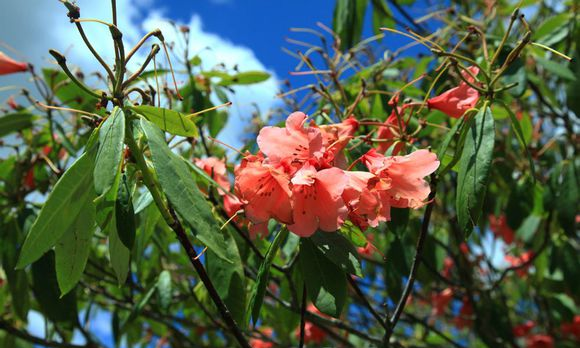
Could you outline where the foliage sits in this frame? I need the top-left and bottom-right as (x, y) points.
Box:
(0, 1), (578, 348)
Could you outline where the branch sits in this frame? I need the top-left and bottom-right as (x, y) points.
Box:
(385, 174), (437, 344)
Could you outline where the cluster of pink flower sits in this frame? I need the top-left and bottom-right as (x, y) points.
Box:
(228, 111), (440, 237)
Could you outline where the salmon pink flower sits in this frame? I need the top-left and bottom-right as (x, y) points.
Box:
(489, 214), (515, 244)
(357, 234), (378, 257)
(195, 157), (231, 195)
(257, 111), (324, 164)
(318, 116), (359, 168)
(427, 66), (480, 118)
(342, 171), (386, 229)
(0, 51), (28, 75)
(363, 148), (439, 209)
(513, 320), (535, 337)
(526, 334), (554, 348)
(234, 156), (293, 228)
(287, 163), (348, 237)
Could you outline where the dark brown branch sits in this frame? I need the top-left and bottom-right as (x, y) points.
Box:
(385, 174), (437, 345)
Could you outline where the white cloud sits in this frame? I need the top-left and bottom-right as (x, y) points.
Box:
(0, 0), (279, 148)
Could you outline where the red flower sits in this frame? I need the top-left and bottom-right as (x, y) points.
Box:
(561, 315), (580, 340)
(250, 328), (274, 348)
(431, 288), (454, 316)
(195, 156), (231, 195)
(513, 320), (535, 337)
(295, 304), (328, 345)
(505, 251), (534, 277)
(454, 297), (473, 329)
(489, 214), (515, 244)
(526, 334), (554, 348)
(427, 66), (480, 118)
(0, 51), (28, 75)
(23, 168), (35, 190)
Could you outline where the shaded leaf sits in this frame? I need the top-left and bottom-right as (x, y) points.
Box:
(0, 112), (35, 137)
(299, 238), (347, 318)
(310, 231), (362, 277)
(456, 106), (495, 236)
(16, 153), (95, 268)
(140, 119), (231, 262)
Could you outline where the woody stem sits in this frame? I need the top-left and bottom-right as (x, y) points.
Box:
(384, 174), (437, 346)
(125, 121), (250, 348)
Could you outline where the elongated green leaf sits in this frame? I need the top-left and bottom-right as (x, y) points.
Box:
(94, 107), (125, 197)
(498, 100), (536, 182)
(310, 231), (362, 277)
(121, 279), (157, 331)
(130, 105), (198, 137)
(456, 106), (495, 236)
(109, 209), (131, 286)
(2, 218), (31, 321)
(140, 119), (230, 262)
(558, 161), (578, 236)
(387, 208), (410, 237)
(0, 112), (35, 137)
(115, 176), (136, 250)
(207, 111), (228, 137)
(299, 238), (347, 318)
(218, 71), (271, 86)
(333, 0), (368, 51)
(533, 13), (571, 46)
(157, 270), (172, 311)
(246, 227), (288, 325)
(31, 252), (78, 324)
(55, 204), (96, 295)
(16, 153), (95, 269)
(371, 0), (394, 37)
(535, 56), (576, 81)
(207, 228), (246, 323)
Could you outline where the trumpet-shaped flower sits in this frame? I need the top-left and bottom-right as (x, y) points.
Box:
(0, 51), (28, 75)
(427, 66), (480, 118)
(287, 163), (348, 237)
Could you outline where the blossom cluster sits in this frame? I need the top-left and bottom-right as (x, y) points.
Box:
(227, 111), (440, 237)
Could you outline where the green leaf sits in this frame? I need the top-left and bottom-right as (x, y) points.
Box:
(535, 56), (576, 81)
(94, 107), (125, 197)
(0, 112), (35, 137)
(2, 218), (31, 321)
(333, 0), (368, 51)
(207, 111), (228, 137)
(31, 251), (78, 324)
(299, 238), (347, 318)
(115, 176), (136, 250)
(310, 231), (362, 277)
(156, 270), (172, 311)
(338, 221), (367, 248)
(140, 119), (231, 262)
(456, 106), (495, 237)
(42, 68), (100, 113)
(558, 161), (578, 236)
(387, 208), (410, 237)
(218, 71), (271, 86)
(371, 0), (394, 37)
(207, 228), (246, 323)
(498, 101), (536, 182)
(533, 13), (571, 46)
(130, 105), (199, 137)
(16, 153), (95, 268)
(122, 278), (157, 330)
(54, 204), (95, 295)
(108, 209), (131, 286)
(246, 227), (289, 325)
